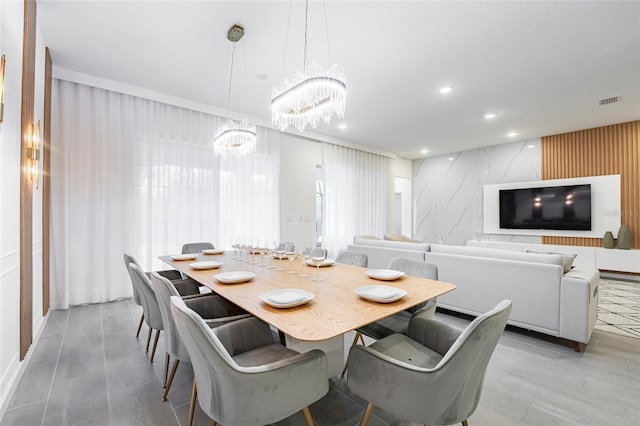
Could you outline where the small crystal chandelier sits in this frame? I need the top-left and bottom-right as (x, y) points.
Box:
(214, 25), (256, 159)
(213, 119), (256, 159)
(271, 0), (346, 132)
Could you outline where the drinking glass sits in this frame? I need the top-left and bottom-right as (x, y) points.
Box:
(298, 247), (311, 278)
(259, 241), (269, 267)
(250, 240), (260, 264)
(286, 250), (297, 274)
(274, 245), (286, 271)
(230, 237), (239, 259)
(310, 247), (327, 282)
(266, 241), (277, 269)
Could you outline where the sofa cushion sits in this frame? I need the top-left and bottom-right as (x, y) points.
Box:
(431, 244), (564, 269)
(526, 250), (577, 273)
(353, 237), (430, 252)
(384, 233), (421, 243)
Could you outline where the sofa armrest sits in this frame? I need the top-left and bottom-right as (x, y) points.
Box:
(559, 268), (599, 344)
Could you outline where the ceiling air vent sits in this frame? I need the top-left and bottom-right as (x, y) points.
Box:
(599, 96), (621, 106)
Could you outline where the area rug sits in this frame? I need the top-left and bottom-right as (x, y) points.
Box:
(595, 278), (640, 338)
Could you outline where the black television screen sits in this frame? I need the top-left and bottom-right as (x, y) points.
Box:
(499, 184), (592, 231)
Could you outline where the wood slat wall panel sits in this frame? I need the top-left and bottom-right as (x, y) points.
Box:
(43, 47), (52, 316)
(20, 0), (37, 360)
(541, 121), (640, 249)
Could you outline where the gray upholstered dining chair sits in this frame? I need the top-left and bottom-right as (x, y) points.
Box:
(151, 273), (250, 426)
(170, 295), (329, 426)
(342, 257), (438, 375)
(124, 253), (200, 337)
(335, 249), (368, 267)
(347, 299), (512, 426)
(182, 242), (214, 254)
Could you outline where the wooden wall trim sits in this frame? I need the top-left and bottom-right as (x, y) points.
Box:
(43, 47), (52, 316)
(20, 0), (37, 360)
(541, 121), (640, 249)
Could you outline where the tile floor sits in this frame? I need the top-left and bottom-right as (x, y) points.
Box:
(1, 280), (639, 426)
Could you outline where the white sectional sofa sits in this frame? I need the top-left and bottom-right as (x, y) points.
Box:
(347, 237), (599, 349)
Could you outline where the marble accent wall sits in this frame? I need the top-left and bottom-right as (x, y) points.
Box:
(413, 139), (542, 246)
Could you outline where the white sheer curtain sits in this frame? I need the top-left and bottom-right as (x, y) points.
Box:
(322, 143), (392, 257)
(218, 126), (280, 251)
(51, 80), (279, 308)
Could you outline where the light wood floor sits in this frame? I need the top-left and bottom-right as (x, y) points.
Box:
(1, 298), (638, 425)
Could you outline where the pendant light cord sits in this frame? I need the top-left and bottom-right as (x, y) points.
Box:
(322, 0), (332, 65)
(225, 43), (236, 118)
(303, 0), (309, 70)
(280, 0), (294, 79)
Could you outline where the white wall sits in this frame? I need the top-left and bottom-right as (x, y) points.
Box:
(0, 2), (46, 414)
(413, 139), (542, 245)
(0, 0), (24, 413)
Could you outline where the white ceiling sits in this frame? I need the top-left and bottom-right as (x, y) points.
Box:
(37, 1), (640, 159)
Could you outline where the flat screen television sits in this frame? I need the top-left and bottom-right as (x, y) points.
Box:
(499, 184), (592, 231)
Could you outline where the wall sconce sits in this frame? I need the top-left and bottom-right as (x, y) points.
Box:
(0, 54), (5, 123)
(27, 120), (40, 189)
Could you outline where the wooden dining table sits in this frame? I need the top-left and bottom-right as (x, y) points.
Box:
(160, 251), (456, 375)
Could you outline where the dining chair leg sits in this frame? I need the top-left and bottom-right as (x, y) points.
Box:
(162, 359), (180, 401)
(359, 402), (374, 426)
(301, 406), (314, 426)
(145, 328), (152, 352)
(340, 359), (349, 377)
(163, 353), (170, 387)
(341, 331), (363, 376)
(188, 379), (197, 426)
(358, 332), (366, 345)
(136, 312), (145, 337)
(150, 329), (161, 362)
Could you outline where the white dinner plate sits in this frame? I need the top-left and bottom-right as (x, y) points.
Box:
(203, 248), (225, 255)
(171, 253), (199, 261)
(214, 271), (256, 284)
(365, 269), (406, 281)
(354, 285), (407, 303)
(305, 259), (335, 267)
(189, 261), (223, 270)
(259, 289), (314, 308)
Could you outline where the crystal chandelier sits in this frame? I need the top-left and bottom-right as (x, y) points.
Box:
(271, 0), (346, 132)
(214, 25), (257, 159)
(213, 119), (256, 159)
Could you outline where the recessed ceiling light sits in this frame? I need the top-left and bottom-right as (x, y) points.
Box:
(448, 157), (455, 161)
(508, 132), (518, 137)
(338, 123), (348, 130)
(439, 85), (453, 94)
(527, 144), (535, 149)
(254, 72), (269, 80)
(420, 149), (429, 154)
(484, 112), (497, 119)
